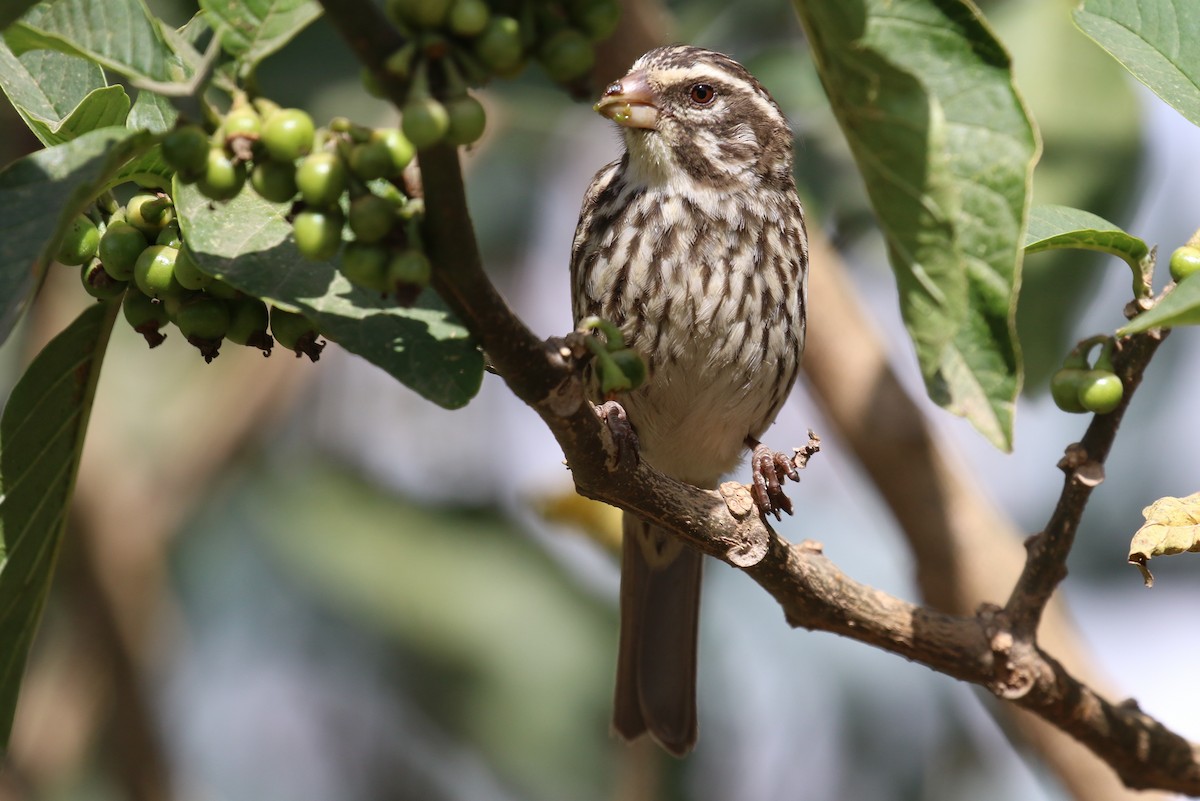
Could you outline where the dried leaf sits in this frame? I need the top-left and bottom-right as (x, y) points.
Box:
(1128, 491), (1200, 587)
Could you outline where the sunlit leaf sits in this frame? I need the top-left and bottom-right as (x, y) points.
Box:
(0, 126), (158, 344)
(1118, 271), (1200, 334)
(6, 0), (190, 85)
(199, 0), (321, 74)
(0, 40), (129, 145)
(173, 183), (484, 408)
(1074, 0), (1200, 127)
(1024, 204), (1152, 297)
(1128, 491), (1200, 587)
(792, 0), (1038, 450)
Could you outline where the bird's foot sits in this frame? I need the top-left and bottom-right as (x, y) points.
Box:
(598, 400), (639, 471)
(746, 432), (821, 520)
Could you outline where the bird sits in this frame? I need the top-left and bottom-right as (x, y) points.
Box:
(570, 45), (809, 756)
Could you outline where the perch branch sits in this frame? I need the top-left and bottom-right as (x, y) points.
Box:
(316, 0), (1200, 793)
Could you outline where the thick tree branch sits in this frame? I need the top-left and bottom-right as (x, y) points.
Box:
(316, 0), (1200, 793)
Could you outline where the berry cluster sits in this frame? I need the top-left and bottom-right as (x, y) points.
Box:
(66, 190), (324, 363)
(1050, 337), (1124, 415)
(164, 102), (433, 306)
(372, 0), (620, 147)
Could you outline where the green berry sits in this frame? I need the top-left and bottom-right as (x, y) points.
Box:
(126, 193), (175, 237)
(1077, 370), (1124, 414)
(538, 28), (594, 82)
(609, 348), (646, 390)
(175, 296), (231, 340)
(361, 66), (387, 98)
(402, 97), (450, 150)
(571, 0), (620, 41)
(205, 276), (242, 300)
(348, 194), (396, 243)
(98, 220), (149, 281)
(196, 148), (247, 201)
(122, 290), (169, 347)
(376, 128), (415, 174)
(81, 259), (127, 300)
(295, 151), (348, 207)
(250, 160), (298, 204)
(261, 108), (315, 161)
(222, 106), (262, 139)
(339, 241), (392, 293)
(56, 214), (100, 266)
(156, 222), (183, 248)
(270, 305), (325, 361)
(162, 125), (210, 178)
(448, 0), (489, 36)
(444, 95), (486, 146)
(474, 16), (523, 74)
(387, 248), (431, 305)
(133, 244), (186, 300)
(292, 209), (344, 260)
(1169, 245), (1200, 283)
(226, 297), (273, 354)
(386, 0), (451, 28)
(348, 139), (394, 181)
(172, 245), (210, 291)
(1050, 367), (1088, 414)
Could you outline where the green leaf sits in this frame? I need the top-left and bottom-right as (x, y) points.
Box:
(199, 0), (321, 74)
(1024, 204), (1152, 297)
(1118, 271), (1200, 334)
(1074, 0), (1200, 127)
(0, 126), (159, 344)
(6, 0), (190, 85)
(0, 301), (118, 748)
(126, 89), (177, 133)
(0, 40), (130, 145)
(792, 0), (1038, 450)
(173, 183), (484, 409)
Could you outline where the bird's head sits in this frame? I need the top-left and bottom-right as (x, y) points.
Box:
(594, 45), (794, 192)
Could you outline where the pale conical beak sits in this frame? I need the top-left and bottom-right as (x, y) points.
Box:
(594, 71), (659, 130)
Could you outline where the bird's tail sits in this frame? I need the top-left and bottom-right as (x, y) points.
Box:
(613, 512), (703, 757)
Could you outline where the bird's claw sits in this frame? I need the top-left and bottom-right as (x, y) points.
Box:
(598, 400), (639, 471)
(749, 442), (799, 520)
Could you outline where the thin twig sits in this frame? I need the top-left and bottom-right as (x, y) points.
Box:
(1005, 329), (1168, 638)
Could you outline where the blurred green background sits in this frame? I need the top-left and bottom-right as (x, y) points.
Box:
(5, 1), (1200, 800)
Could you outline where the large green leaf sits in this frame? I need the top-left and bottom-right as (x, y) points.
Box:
(0, 126), (159, 344)
(198, 0), (321, 75)
(173, 183), (484, 409)
(0, 301), (118, 748)
(6, 0), (189, 85)
(792, 0), (1038, 450)
(1074, 0), (1200, 127)
(0, 40), (129, 146)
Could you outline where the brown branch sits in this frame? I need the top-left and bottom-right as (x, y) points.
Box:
(316, 0), (1200, 793)
(1006, 329), (1167, 638)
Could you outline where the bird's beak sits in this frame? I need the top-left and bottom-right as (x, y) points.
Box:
(594, 71), (659, 130)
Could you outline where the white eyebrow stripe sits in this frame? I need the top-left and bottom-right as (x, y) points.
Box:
(646, 63), (785, 126)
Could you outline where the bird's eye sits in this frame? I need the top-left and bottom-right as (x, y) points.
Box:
(688, 83), (717, 105)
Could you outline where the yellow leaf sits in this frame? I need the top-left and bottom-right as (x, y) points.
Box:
(534, 490), (622, 555)
(1128, 491), (1200, 587)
